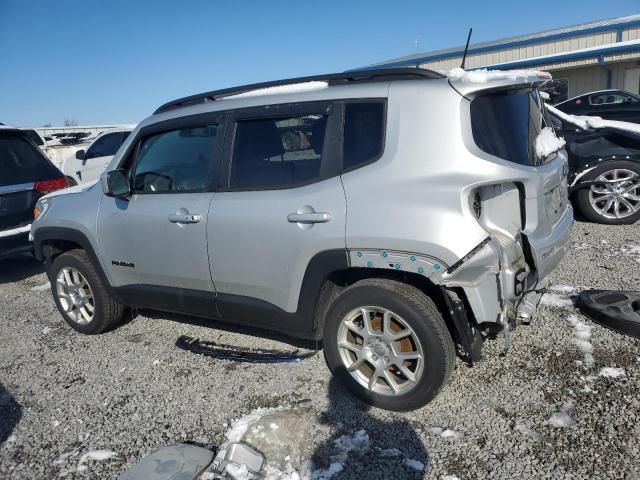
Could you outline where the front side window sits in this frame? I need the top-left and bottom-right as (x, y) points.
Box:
(343, 101), (385, 171)
(86, 132), (123, 159)
(589, 92), (638, 105)
(230, 114), (326, 189)
(132, 125), (218, 193)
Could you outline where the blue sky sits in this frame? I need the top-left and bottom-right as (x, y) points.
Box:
(1, 1), (638, 126)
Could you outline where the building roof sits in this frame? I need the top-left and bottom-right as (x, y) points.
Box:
(361, 14), (640, 70)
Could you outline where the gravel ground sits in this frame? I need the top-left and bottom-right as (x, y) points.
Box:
(0, 220), (639, 479)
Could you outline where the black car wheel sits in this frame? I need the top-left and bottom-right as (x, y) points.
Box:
(574, 160), (640, 225)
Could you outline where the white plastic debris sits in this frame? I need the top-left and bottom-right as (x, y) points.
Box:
(535, 127), (566, 159)
(222, 81), (328, 100)
(539, 91), (550, 100)
(599, 367), (625, 378)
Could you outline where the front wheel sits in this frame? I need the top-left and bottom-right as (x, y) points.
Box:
(49, 249), (126, 334)
(574, 160), (640, 224)
(323, 279), (456, 411)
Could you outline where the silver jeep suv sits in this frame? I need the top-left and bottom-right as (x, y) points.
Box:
(31, 68), (572, 411)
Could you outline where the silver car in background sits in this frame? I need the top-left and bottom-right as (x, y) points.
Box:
(31, 68), (572, 411)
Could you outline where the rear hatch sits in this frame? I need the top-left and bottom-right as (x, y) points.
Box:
(452, 71), (572, 281)
(0, 130), (66, 231)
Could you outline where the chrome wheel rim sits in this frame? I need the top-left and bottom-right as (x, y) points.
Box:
(337, 306), (424, 396)
(56, 267), (95, 325)
(589, 168), (640, 219)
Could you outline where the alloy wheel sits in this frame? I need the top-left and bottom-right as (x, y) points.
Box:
(589, 168), (640, 219)
(56, 267), (95, 325)
(337, 306), (424, 396)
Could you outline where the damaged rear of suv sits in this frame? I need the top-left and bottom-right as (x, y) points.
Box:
(31, 68), (572, 411)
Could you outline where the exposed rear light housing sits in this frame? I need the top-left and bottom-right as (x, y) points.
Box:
(34, 177), (68, 194)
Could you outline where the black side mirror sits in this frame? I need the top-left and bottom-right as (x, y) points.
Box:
(75, 149), (85, 160)
(100, 169), (131, 198)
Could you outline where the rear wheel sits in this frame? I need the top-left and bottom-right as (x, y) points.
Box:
(49, 249), (126, 334)
(574, 160), (640, 224)
(323, 279), (455, 411)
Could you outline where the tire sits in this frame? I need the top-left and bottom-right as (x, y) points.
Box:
(323, 278), (456, 411)
(574, 160), (640, 225)
(48, 249), (126, 334)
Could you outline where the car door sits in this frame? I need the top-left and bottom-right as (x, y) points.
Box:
(208, 101), (346, 324)
(80, 131), (128, 183)
(97, 115), (225, 314)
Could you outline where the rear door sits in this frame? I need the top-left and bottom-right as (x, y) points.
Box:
(208, 101), (346, 318)
(97, 116), (224, 311)
(0, 130), (62, 231)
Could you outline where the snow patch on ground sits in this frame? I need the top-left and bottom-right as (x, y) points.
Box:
(627, 245), (640, 255)
(441, 476), (460, 480)
(403, 458), (425, 471)
(540, 293), (574, 308)
(535, 127), (566, 159)
(30, 281), (51, 292)
(440, 429), (462, 440)
(599, 367), (625, 378)
(568, 314), (593, 366)
(222, 81), (328, 100)
(225, 408), (285, 443)
(547, 400), (574, 428)
(447, 67), (550, 84)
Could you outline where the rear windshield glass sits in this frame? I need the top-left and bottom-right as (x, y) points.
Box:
(0, 131), (60, 186)
(471, 89), (549, 166)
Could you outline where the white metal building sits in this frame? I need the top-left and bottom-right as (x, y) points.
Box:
(360, 14), (640, 103)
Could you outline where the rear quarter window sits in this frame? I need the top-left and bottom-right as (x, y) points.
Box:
(471, 90), (547, 166)
(342, 101), (386, 171)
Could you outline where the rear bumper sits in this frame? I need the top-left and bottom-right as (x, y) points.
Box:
(526, 205), (573, 283)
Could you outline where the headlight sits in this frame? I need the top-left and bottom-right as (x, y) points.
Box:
(33, 199), (48, 220)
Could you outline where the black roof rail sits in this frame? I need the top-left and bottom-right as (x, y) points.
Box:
(153, 68), (443, 114)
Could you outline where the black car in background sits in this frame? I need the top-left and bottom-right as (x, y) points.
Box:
(548, 110), (640, 225)
(0, 127), (68, 258)
(554, 89), (640, 124)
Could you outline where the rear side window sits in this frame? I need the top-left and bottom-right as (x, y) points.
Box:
(471, 90), (547, 166)
(230, 114), (326, 190)
(22, 129), (44, 146)
(132, 125), (218, 193)
(343, 101), (385, 171)
(86, 132), (123, 159)
(0, 132), (60, 186)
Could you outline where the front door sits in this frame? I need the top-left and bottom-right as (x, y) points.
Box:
(208, 102), (346, 318)
(97, 119), (224, 313)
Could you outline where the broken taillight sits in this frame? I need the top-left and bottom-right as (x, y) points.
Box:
(34, 177), (68, 194)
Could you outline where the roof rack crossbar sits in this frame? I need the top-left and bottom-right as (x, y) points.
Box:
(153, 68), (443, 114)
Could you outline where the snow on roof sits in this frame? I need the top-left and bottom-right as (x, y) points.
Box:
(220, 81), (329, 100)
(546, 103), (640, 136)
(447, 67), (551, 84)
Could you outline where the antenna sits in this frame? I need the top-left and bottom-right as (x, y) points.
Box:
(460, 28), (473, 69)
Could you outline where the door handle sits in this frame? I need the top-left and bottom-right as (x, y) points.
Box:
(287, 212), (331, 224)
(168, 213), (201, 224)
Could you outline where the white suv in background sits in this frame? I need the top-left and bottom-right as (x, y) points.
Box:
(62, 128), (133, 184)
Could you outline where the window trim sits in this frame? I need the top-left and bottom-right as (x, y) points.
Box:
(218, 101), (343, 192)
(117, 112), (227, 195)
(340, 98), (387, 174)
